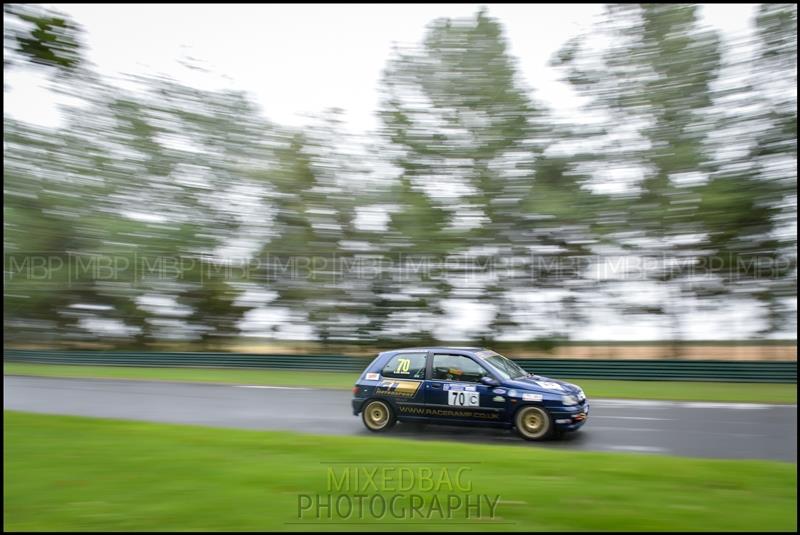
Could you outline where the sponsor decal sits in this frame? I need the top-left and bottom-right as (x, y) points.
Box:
(376, 380), (421, 398)
(493, 388), (506, 395)
(444, 384), (476, 392)
(536, 381), (563, 391)
(508, 389), (518, 397)
(492, 395), (505, 402)
(398, 406), (500, 419)
(365, 373), (380, 381)
(555, 418), (571, 424)
(522, 393), (543, 402)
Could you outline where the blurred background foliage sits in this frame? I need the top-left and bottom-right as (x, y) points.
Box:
(3, 4), (797, 351)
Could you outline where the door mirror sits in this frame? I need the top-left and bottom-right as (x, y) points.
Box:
(480, 376), (499, 387)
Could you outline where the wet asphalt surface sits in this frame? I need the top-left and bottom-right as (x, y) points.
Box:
(4, 375), (796, 462)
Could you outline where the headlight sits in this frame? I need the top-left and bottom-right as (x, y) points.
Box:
(561, 395), (579, 406)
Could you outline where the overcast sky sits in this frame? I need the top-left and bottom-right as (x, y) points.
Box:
(6, 3), (758, 133)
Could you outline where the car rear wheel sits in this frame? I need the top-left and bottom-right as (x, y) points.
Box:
(362, 400), (396, 432)
(514, 405), (553, 441)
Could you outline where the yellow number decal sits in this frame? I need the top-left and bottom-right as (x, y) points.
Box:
(396, 358), (411, 373)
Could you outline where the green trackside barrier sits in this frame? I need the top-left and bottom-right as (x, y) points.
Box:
(3, 349), (797, 383)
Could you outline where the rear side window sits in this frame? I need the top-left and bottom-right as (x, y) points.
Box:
(381, 352), (427, 379)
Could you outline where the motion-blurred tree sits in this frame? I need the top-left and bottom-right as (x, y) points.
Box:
(4, 69), (284, 346)
(250, 111), (373, 345)
(688, 3), (796, 339)
(553, 4), (725, 352)
(378, 9), (571, 343)
(3, 4), (84, 76)
(730, 3), (796, 335)
(553, 3), (797, 348)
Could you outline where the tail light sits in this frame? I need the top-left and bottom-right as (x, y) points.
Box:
(352, 386), (360, 395)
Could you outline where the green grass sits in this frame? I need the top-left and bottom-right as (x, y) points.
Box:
(5, 362), (797, 403)
(4, 411), (796, 532)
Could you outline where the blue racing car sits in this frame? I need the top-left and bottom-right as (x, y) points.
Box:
(351, 347), (588, 441)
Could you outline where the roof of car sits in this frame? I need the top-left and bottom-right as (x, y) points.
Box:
(388, 346), (488, 353)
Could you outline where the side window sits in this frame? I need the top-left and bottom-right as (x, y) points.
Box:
(381, 352), (427, 380)
(431, 354), (489, 383)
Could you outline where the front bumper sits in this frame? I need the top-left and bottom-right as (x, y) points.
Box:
(551, 400), (590, 432)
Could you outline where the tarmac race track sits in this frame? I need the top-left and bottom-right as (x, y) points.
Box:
(4, 375), (796, 462)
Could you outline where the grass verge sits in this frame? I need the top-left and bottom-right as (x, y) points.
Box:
(4, 410), (796, 532)
(4, 362), (796, 403)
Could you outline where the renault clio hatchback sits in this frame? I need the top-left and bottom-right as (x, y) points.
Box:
(351, 347), (588, 441)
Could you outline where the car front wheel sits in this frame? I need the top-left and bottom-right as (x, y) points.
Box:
(514, 405), (554, 441)
(362, 400), (396, 432)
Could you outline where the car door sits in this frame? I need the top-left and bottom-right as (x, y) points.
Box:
(373, 351), (429, 418)
(424, 352), (504, 425)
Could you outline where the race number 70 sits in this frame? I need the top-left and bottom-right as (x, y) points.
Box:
(448, 390), (479, 407)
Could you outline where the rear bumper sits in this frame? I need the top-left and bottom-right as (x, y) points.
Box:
(352, 398), (365, 415)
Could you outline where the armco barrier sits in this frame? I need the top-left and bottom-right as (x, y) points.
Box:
(3, 349), (797, 383)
